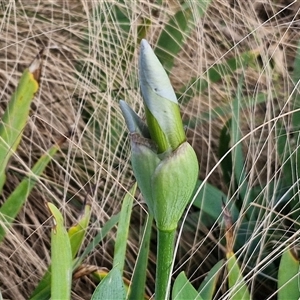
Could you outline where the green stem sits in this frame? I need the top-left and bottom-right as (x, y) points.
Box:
(155, 228), (177, 300)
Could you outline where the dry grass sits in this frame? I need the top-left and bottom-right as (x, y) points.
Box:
(0, 0), (299, 299)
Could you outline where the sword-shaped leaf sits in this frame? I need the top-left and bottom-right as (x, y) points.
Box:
(0, 50), (43, 193)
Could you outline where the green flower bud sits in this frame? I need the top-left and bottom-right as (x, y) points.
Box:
(130, 133), (159, 216)
(152, 141), (199, 231)
(119, 100), (150, 138)
(119, 40), (199, 232)
(129, 135), (198, 232)
(139, 39), (186, 153)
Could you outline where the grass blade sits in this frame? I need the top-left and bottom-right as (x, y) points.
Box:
(219, 119), (233, 187)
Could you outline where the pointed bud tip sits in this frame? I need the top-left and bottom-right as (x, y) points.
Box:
(119, 100), (136, 134)
(140, 39), (154, 59)
(120, 100), (151, 138)
(139, 40), (177, 104)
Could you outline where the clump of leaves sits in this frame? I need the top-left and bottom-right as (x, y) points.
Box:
(0, 50), (67, 243)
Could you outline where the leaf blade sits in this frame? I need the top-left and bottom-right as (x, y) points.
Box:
(47, 202), (72, 300)
(0, 51), (43, 192)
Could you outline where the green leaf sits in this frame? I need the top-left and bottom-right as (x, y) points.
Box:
(275, 121), (293, 200)
(172, 271), (203, 300)
(155, 6), (193, 73)
(74, 213), (120, 269)
(137, 17), (151, 44)
(155, 1), (212, 73)
(113, 183), (136, 273)
(276, 116), (300, 226)
(219, 119), (233, 187)
(29, 270), (52, 300)
(231, 76), (250, 207)
(278, 41), (300, 225)
(291, 40), (300, 129)
(192, 180), (239, 223)
(179, 51), (258, 106)
(30, 213), (119, 300)
(278, 247), (300, 300)
(0, 141), (62, 243)
(218, 76), (254, 219)
(129, 215), (153, 300)
(198, 259), (224, 299)
(0, 51), (43, 192)
(47, 202), (72, 300)
(91, 268), (126, 300)
(226, 252), (251, 300)
(186, 93), (267, 129)
(68, 202), (91, 259)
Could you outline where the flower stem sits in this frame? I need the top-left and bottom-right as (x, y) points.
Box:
(155, 228), (177, 300)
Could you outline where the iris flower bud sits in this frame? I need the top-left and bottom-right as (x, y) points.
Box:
(139, 39), (186, 154)
(120, 40), (198, 232)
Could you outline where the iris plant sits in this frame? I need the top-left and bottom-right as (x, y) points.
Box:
(120, 39), (199, 299)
